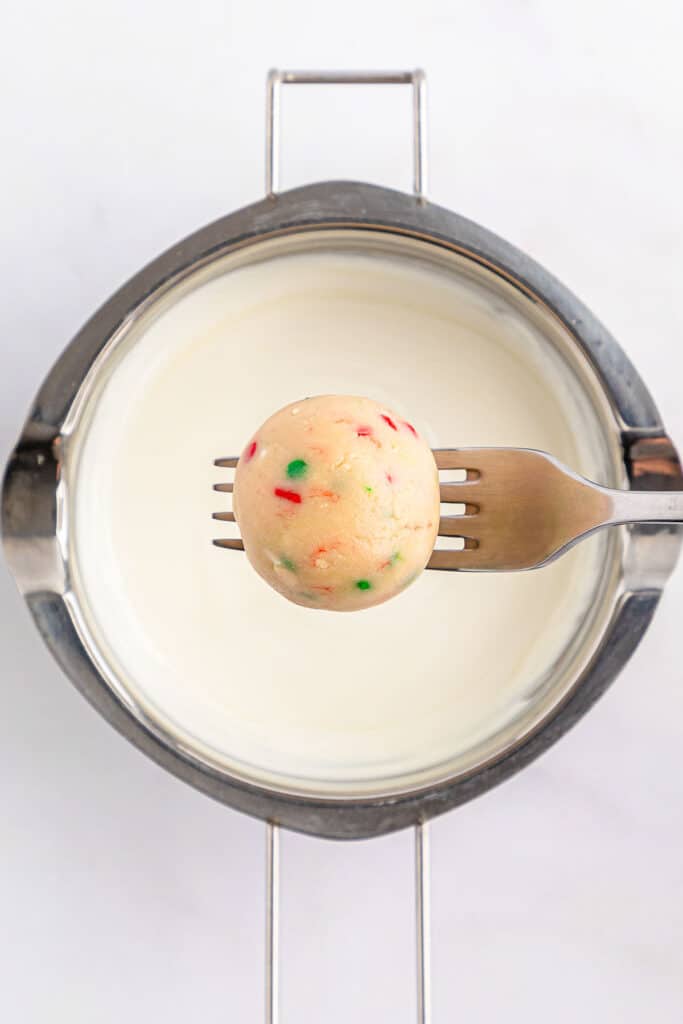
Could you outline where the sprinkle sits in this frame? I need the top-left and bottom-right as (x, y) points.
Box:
(364, 485), (373, 494)
(310, 544), (329, 568)
(403, 421), (418, 438)
(357, 425), (373, 437)
(380, 551), (402, 570)
(274, 487), (301, 504)
(279, 556), (296, 572)
(311, 584), (334, 594)
(244, 440), (257, 461)
(356, 579), (372, 591)
(386, 472), (394, 485)
(309, 488), (340, 503)
(287, 458), (308, 479)
(381, 414), (398, 431)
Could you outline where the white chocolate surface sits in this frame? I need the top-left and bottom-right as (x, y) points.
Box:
(68, 242), (615, 795)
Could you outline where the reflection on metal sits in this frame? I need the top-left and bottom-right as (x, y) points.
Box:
(265, 822), (279, 1024)
(416, 822), (431, 1024)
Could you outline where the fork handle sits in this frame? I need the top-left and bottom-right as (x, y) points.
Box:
(605, 488), (683, 526)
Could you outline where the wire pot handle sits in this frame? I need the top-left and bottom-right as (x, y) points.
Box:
(265, 68), (428, 198)
(262, 69), (431, 1024)
(264, 820), (431, 1024)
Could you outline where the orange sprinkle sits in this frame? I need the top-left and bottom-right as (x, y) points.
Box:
(309, 540), (342, 568)
(309, 488), (340, 503)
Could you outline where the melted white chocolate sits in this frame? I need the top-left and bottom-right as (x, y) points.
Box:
(68, 242), (617, 796)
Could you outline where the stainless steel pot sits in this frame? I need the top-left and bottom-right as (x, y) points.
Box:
(3, 70), (681, 843)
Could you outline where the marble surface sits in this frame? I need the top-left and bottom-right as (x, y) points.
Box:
(1, 1), (682, 1020)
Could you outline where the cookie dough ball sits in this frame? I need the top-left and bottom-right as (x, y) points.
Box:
(232, 396), (439, 611)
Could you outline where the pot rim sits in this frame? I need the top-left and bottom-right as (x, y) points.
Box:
(3, 180), (681, 839)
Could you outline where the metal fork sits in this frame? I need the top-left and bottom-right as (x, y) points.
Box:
(213, 447), (683, 572)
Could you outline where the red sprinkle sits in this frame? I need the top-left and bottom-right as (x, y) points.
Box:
(381, 414), (398, 431)
(244, 440), (257, 461)
(403, 421), (418, 438)
(357, 425), (373, 437)
(386, 472), (394, 484)
(274, 487), (301, 504)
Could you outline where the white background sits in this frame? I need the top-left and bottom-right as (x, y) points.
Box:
(2, 1), (682, 1020)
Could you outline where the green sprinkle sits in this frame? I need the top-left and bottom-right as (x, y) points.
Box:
(356, 579), (372, 591)
(279, 556), (296, 573)
(390, 551), (401, 565)
(364, 485), (373, 494)
(300, 591), (319, 601)
(286, 458), (308, 479)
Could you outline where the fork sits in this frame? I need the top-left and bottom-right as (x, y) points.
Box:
(212, 448), (683, 572)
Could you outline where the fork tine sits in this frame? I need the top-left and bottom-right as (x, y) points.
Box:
(213, 482), (234, 493)
(439, 483), (480, 504)
(438, 515), (477, 536)
(212, 538), (244, 551)
(433, 449), (466, 470)
(217, 451), (472, 471)
(212, 511), (236, 522)
(212, 536), (474, 563)
(427, 548), (474, 571)
(218, 451), (473, 471)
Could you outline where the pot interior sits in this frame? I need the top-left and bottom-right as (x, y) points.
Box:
(64, 228), (624, 799)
